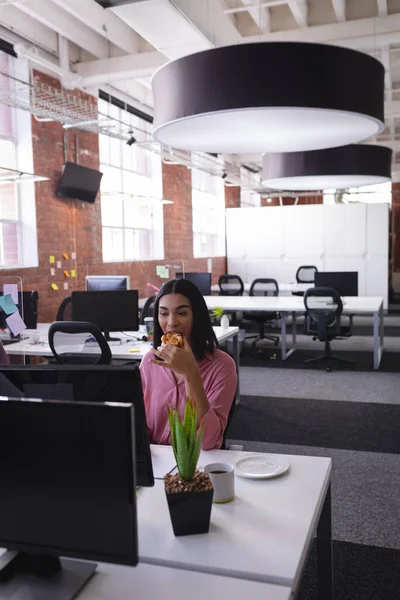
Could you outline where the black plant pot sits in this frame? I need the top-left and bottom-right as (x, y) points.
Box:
(165, 488), (214, 536)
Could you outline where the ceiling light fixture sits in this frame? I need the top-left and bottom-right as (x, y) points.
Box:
(261, 144), (392, 191)
(152, 43), (385, 154)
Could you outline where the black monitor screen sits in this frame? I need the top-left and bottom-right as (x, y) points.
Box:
(0, 364), (154, 487)
(85, 275), (130, 291)
(72, 290), (139, 332)
(315, 272), (358, 296)
(0, 291), (38, 331)
(176, 272), (211, 296)
(0, 397), (138, 565)
(57, 162), (103, 204)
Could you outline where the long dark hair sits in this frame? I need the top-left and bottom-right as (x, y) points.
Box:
(153, 279), (218, 361)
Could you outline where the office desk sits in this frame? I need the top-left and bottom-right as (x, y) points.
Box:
(80, 563), (292, 600)
(138, 446), (332, 599)
(211, 282), (310, 295)
(204, 295), (384, 369)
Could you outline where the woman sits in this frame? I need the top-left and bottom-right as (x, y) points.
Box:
(140, 278), (237, 450)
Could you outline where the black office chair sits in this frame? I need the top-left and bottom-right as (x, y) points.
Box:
(243, 279), (280, 349)
(140, 295), (156, 324)
(218, 274), (244, 296)
(48, 321), (112, 365)
(292, 265), (318, 297)
(303, 287), (353, 372)
(56, 296), (72, 321)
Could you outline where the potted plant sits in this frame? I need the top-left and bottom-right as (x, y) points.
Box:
(211, 307), (230, 330)
(164, 400), (213, 536)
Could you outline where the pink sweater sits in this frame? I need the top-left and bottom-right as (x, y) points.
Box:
(140, 348), (237, 450)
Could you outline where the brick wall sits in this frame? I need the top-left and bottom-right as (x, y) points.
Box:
(0, 70), (228, 322)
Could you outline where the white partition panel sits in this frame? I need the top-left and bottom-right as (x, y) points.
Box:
(226, 203), (388, 308)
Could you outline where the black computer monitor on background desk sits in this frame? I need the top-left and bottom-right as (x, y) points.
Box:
(71, 290), (138, 341)
(0, 397), (137, 599)
(176, 272), (211, 295)
(0, 363), (154, 487)
(85, 275), (130, 291)
(314, 272), (358, 296)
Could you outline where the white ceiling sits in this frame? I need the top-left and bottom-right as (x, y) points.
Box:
(1, 0), (400, 182)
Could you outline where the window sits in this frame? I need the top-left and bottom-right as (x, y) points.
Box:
(324, 182), (392, 205)
(240, 167), (261, 208)
(192, 168), (226, 258)
(0, 52), (37, 268)
(99, 99), (163, 262)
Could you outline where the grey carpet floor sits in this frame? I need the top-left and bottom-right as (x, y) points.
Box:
(227, 440), (400, 550)
(239, 366), (400, 404)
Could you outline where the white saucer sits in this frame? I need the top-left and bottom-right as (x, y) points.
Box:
(235, 455), (290, 479)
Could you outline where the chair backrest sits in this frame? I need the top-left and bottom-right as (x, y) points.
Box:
(221, 394), (237, 450)
(249, 278), (279, 297)
(48, 321), (112, 365)
(296, 265), (318, 283)
(218, 274), (244, 296)
(56, 296), (72, 321)
(140, 295), (156, 325)
(303, 287), (343, 340)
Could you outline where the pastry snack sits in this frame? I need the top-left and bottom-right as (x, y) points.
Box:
(161, 332), (184, 348)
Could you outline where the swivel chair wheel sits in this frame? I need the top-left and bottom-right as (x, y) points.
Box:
(326, 367), (332, 373)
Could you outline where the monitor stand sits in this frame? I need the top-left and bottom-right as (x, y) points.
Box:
(104, 331), (121, 343)
(0, 551), (97, 600)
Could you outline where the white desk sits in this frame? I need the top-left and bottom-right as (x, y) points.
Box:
(80, 563), (292, 600)
(138, 446), (332, 599)
(211, 282), (310, 295)
(205, 295), (385, 369)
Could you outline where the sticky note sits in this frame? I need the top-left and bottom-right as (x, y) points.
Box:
(63, 282), (69, 290)
(156, 266), (169, 279)
(64, 270), (70, 277)
(129, 348), (141, 353)
(71, 270), (76, 277)
(0, 294), (18, 315)
(56, 261), (61, 269)
(63, 253), (69, 260)
(3, 284), (18, 304)
(71, 252), (76, 259)
(51, 283), (59, 291)
(49, 256), (55, 264)
(6, 312), (26, 336)
(50, 268), (55, 276)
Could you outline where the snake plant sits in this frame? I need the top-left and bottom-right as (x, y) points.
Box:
(168, 400), (204, 481)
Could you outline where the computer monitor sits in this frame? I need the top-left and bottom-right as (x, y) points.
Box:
(57, 161), (103, 204)
(314, 271), (358, 296)
(0, 397), (137, 599)
(0, 363), (154, 487)
(71, 290), (139, 341)
(0, 290), (38, 333)
(176, 272), (212, 296)
(85, 275), (130, 291)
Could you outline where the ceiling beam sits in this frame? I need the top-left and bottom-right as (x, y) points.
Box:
(243, 12), (400, 51)
(14, 0), (109, 58)
(288, 0), (308, 28)
(48, 0), (140, 55)
(74, 51), (168, 86)
(240, 0), (270, 31)
(331, 0), (346, 23)
(0, 3), (58, 54)
(377, 0), (388, 17)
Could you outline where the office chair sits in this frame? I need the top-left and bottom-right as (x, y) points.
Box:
(140, 295), (156, 324)
(292, 265), (318, 297)
(221, 393), (243, 451)
(243, 279), (280, 349)
(218, 274), (244, 296)
(56, 296), (72, 321)
(303, 287), (354, 372)
(48, 321), (112, 365)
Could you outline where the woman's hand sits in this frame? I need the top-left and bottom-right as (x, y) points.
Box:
(150, 337), (198, 379)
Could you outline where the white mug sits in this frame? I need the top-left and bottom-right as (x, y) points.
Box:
(204, 462), (235, 503)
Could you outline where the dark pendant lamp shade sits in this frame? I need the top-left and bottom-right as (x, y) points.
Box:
(151, 42), (385, 154)
(261, 144), (392, 190)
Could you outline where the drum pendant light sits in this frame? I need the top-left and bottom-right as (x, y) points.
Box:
(262, 144), (392, 190)
(151, 42), (385, 154)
